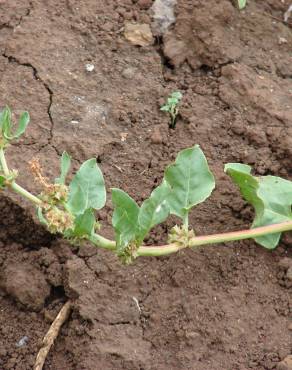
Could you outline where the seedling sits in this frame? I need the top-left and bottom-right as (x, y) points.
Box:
(160, 91), (182, 129)
(1, 106), (292, 264)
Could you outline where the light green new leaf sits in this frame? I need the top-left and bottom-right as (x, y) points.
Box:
(67, 159), (106, 215)
(171, 91), (182, 100)
(0, 108), (29, 141)
(73, 208), (96, 237)
(1, 107), (12, 139)
(14, 111), (29, 139)
(164, 145), (215, 222)
(111, 188), (140, 253)
(238, 0), (246, 9)
(225, 163), (292, 248)
(55, 151), (71, 185)
(138, 180), (171, 240)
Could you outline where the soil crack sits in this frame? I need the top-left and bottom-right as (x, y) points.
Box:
(2, 52), (55, 146)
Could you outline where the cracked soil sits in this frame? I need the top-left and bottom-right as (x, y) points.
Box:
(0, 0), (292, 369)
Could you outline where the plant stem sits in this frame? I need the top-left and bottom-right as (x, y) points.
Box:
(11, 182), (42, 205)
(183, 214), (189, 230)
(88, 233), (116, 250)
(0, 148), (9, 175)
(2, 145), (292, 258)
(188, 221), (292, 247)
(88, 220), (292, 257)
(0, 148), (42, 206)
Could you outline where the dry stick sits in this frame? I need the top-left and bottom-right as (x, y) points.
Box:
(34, 301), (72, 370)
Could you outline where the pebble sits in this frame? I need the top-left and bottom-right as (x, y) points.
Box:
(286, 266), (292, 281)
(150, 127), (163, 144)
(16, 336), (29, 348)
(85, 63), (95, 72)
(124, 22), (154, 46)
(122, 67), (137, 79)
(278, 258), (292, 270)
(277, 355), (292, 370)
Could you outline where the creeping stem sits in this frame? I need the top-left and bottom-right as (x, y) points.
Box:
(0, 147), (9, 175)
(89, 221), (292, 257)
(1, 147), (292, 258)
(0, 148), (42, 206)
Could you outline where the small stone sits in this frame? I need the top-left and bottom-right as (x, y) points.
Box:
(150, 127), (163, 144)
(279, 258), (292, 270)
(85, 63), (95, 72)
(286, 266), (292, 281)
(279, 37), (288, 45)
(277, 355), (292, 370)
(122, 67), (137, 79)
(16, 336), (29, 348)
(124, 22), (154, 46)
(279, 349), (291, 361)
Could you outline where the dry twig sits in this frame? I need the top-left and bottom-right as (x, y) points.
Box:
(34, 301), (72, 370)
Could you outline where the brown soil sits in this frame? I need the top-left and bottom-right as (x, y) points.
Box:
(0, 0), (292, 369)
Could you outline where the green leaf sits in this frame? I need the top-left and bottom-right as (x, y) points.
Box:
(167, 97), (178, 105)
(72, 208), (96, 237)
(0, 108), (29, 141)
(1, 107), (12, 139)
(14, 111), (29, 139)
(171, 91), (182, 100)
(0, 108), (6, 131)
(67, 184), (86, 215)
(111, 188), (140, 253)
(238, 0), (246, 9)
(138, 180), (170, 239)
(160, 105), (170, 112)
(67, 159), (106, 216)
(0, 175), (6, 189)
(55, 151), (71, 185)
(164, 145), (215, 222)
(225, 163), (292, 248)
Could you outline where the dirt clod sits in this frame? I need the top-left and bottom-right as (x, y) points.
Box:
(0, 0), (292, 368)
(1, 262), (51, 311)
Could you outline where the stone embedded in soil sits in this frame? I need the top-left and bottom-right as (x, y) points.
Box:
(286, 267), (292, 281)
(0, 262), (50, 311)
(277, 355), (292, 370)
(121, 67), (137, 79)
(124, 22), (154, 46)
(278, 258), (292, 270)
(150, 126), (163, 144)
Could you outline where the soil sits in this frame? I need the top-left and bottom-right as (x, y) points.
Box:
(0, 0), (291, 369)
